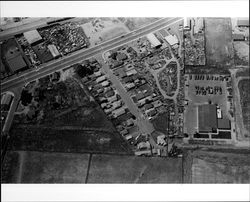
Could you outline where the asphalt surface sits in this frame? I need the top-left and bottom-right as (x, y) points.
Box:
(1, 17), (183, 93)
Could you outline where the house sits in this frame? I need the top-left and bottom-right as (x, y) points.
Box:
(137, 141), (151, 150)
(126, 69), (137, 76)
(144, 103), (154, 111)
(94, 70), (102, 77)
(107, 95), (118, 103)
(105, 90), (115, 98)
(126, 118), (134, 127)
(96, 75), (106, 83)
(112, 60), (124, 69)
(112, 107), (126, 118)
(147, 109), (157, 118)
(125, 134), (133, 140)
(125, 83), (135, 90)
(120, 129), (129, 136)
(101, 80), (110, 87)
(112, 100), (122, 110)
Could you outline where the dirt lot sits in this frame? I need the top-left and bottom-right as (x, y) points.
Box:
(205, 18), (234, 69)
(183, 149), (250, 183)
(87, 154), (182, 183)
(8, 127), (132, 155)
(118, 17), (161, 31)
(238, 78), (250, 133)
(81, 18), (129, 46)
(233, 41), (249, 66)
(2, 151), (90, 183)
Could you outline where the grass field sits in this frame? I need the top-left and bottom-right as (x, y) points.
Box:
(87, 154), (182, 183)
(205, 18), (234, 69)
(238, 78), (250, 133)
(9, 128), (132, 155)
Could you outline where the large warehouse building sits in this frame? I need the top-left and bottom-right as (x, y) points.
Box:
(23, 29), (43, 45)
(198, 104), (231, 134)
(146, 33), (162, 48)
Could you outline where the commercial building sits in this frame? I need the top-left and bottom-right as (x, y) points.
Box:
(184, 17), (191, 30)
(146, 33), (162, 48)
(198, 104), (231, 134)
(23, 30), (43, 45)
(6, 55), (27, 72)
(237, 19), (249, 27)
(198, 104), (217, 133)
(164, 35), (179, 46)
(47, 44), (61, 58)
(233, 34), (245, 41)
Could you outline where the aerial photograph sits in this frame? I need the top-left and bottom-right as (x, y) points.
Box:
(1, 17), (249, 184)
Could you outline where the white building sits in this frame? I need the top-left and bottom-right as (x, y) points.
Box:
(165, 35), (179, 46)
(183, 17), (191, 30)
(47, 44), (60, 58)
(23, 30), (43, 45)
(146, 33), (161, 48)
(112, 107), (126, 118)
(96, 75), (106, 83)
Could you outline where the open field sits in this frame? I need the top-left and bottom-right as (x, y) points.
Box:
(238, 78), (250, 133)
(8, 127), (132, 154)
(184, 150), (250, 183)
(233, 41), (249, 66)
(118, 17), (161, 31)
(2, 151), (90, 183)
(205, 18), (234, 70)
(87, 154), (182, 183)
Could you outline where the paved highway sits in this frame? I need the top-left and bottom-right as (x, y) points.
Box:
(1, 17), (183, 92)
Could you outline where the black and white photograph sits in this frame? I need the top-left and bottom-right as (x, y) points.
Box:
(1, 1), (249, 201)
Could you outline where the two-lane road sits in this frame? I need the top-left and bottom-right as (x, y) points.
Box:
(1, 17), (183, 92)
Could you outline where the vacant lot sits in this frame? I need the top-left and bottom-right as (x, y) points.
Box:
(2, 151), (90, 183)
(9, 128), (132, 155)
(233, 41), (249, 66)
(81, 18), (129, 46)
(87, 154), (182, 183)
(238, 78), (250, 133)
(119, 17), (161, 31)
(205, 18), (234, 69)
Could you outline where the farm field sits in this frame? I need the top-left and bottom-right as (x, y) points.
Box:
(205, 18), (234, 70)
(2, 151), (90, 183)
(87, 154), (182, 183)
(186, 150), (250, 183)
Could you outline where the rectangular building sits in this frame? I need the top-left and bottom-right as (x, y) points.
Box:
(47, 44), (61, 58)
(198, 104), (217, 133)
(24, 29), (43, 45)
(146, 33), (161, 48)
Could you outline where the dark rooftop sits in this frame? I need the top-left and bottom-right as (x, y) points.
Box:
(198, 104), (217, 133)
